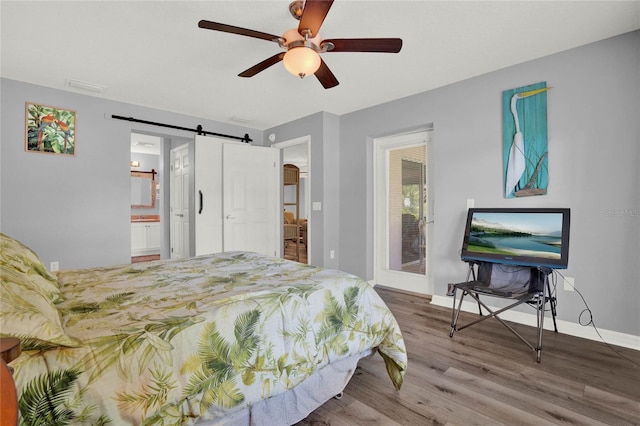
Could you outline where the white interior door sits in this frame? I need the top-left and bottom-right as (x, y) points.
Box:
(374, 130), (434, 295)
(223, 143), (279, 256)
(193, 135), (280, 257)
(170, 144), (189, 259)
(194, 136), (224, 256)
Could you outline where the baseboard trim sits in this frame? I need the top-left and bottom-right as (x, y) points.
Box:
(431, 295), (640, 351)
(373, 283), (432, 301)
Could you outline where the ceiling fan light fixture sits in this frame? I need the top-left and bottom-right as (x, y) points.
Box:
(283, 28), (304, 44)
(282, 28), (322, 79)
(283, 46), (321, 79)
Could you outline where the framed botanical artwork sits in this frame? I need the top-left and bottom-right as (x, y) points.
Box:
(25, 102), (76, 156)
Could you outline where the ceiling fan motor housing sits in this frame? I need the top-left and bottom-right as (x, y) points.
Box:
(289, 1), (304, 20)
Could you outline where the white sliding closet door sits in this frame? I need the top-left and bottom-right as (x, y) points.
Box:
(194, 136), (224, 256)
(223, 143), (279, 256)
(193, 135), (280, 257)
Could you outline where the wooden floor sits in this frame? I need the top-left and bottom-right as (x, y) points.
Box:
(131, 254), (160, 263)
(284, 240), (307, 264)
(298, 286), (640, 425)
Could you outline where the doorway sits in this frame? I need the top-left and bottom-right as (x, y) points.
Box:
(130, 133), (162, 263)
(272, 137), (311, 264)
(374, 130), (433, 294)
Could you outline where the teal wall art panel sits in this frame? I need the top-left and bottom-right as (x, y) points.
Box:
(503, 81), (550, 198)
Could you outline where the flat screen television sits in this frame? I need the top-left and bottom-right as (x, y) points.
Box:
(461, 207), (570, 269)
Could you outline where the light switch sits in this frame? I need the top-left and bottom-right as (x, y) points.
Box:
(312, 202), (321, 211)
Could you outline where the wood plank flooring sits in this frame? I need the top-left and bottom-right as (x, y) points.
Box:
(297, 286), (640, 425)
(131, 254), (160, 263)
(284, 240), (307, 264)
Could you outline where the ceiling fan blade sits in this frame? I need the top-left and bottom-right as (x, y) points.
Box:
(323, 38), (403, 53)
(198, 20), (280, 42)
(298, 0), (334, 38)
(238, 53), (285, 78)
(314, 59), (339, 89)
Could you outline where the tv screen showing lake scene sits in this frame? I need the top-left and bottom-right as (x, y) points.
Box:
(461, 208), (570, 268)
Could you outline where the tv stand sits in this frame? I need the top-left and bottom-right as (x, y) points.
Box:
(448, 261), (558, 362)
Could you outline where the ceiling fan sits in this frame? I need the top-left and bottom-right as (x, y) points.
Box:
(198, 0), (402, 89)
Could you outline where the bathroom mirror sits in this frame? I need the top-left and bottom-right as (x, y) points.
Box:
(131, 170), (156, 208)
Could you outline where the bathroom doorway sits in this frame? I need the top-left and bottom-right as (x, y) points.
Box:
(130, 133), (161, 263)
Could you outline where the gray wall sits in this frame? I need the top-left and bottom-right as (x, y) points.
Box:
(265, 111), (341, 269)
(0, 79), (263, 269)
(334, 30), (640, 336)
(1, 30), (638, 338)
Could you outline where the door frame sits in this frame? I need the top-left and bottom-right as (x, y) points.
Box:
(373, 130), (434, 295)
(272, 136), (311, 263)
(130, 131), (163, 259)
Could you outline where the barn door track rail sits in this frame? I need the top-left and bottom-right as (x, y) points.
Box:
(111, 114), (252, 143)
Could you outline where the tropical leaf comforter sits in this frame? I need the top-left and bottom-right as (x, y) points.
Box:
(10, 251), (407, 425)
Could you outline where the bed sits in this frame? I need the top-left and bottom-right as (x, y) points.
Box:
(0, 233), (406, 425)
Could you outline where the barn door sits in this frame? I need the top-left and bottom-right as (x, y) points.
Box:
(193, 135), (280, 257)
(223, 143), (279, 256)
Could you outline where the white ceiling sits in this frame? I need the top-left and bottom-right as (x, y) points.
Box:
(2, 1), (639, 131)
(131, 132), (162, 155)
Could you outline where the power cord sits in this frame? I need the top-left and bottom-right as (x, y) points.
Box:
(546, 271), (557, 315)
(553, 270), (639, 368)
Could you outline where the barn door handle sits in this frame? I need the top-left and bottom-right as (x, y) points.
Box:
(198, 190), (203, 214)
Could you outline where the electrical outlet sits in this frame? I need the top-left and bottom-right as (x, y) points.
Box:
(50, 261), (59, 272)
(564, 276), (574, 292)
